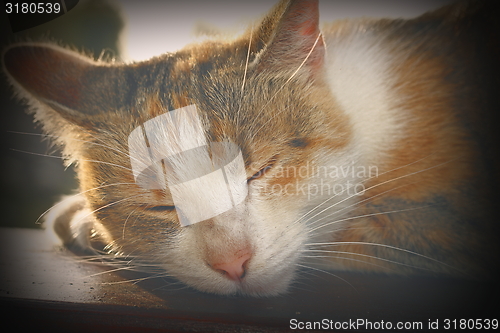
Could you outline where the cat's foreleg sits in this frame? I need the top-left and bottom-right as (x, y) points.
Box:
(44, 195), (111, 254)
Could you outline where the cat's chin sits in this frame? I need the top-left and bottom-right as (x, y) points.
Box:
(177, 265), (296, 297)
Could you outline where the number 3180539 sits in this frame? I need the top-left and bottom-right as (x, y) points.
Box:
(444, 319), (498, 330)
(6, 2), (61, 14)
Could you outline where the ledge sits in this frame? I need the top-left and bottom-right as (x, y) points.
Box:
(0, 227), (497, 332)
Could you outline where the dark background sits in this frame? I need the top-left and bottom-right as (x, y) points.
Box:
(0, 0), (123, 228)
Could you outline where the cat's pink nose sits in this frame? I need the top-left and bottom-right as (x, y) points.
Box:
(210, 252), (251, 281)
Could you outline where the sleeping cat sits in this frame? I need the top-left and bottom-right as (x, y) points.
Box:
(2, 0), (499, 296)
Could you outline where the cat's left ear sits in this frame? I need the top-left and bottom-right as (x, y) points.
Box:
(256, 0), (325, 78)
(2, 43), (130, 129)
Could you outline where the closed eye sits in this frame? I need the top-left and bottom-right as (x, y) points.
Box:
(247, 156), (277, 183)
(247, 165), (272, 182)
(144, 205), (176, 212)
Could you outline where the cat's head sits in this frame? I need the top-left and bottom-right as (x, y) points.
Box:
(3, 0), (353, 296)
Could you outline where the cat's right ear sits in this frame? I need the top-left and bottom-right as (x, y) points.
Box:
(2, 43), (128, 129)
(252, 0), (325, 80)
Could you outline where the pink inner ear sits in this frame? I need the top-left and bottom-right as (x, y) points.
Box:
(291, 0), (321, 36)
(259, 0), (325, 74)
(299, 22), (317, 36)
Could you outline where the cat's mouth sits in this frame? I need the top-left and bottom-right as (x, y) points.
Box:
(181, 259), (297, 297)
(161, 217), (304, 297)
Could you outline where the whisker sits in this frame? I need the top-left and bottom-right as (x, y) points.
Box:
(100, 275), (161, 286)
(9, 130), (149, 169)
(249, 32), (323, 140)
(83, 265), (137, 278)
(240, 25), (253, 95)
(152, 282), (191, 292)
(295, 263), (357, 293)
(291, 154), (438, 227)
(10, 148), (65, 160)
(302, 254), (395, 273)
(300, 182), (414, 230)
(131, 271), (174, 283)
(81, 159), (134, 172)
(292, 270), (331, 294)
(306, 240), (458, 273)
(291, 156), (457, 232)
(11, 147), (136, 173)
(73, 253), (166, 277)
(307, 205), (432, 235)
(375, 152), (441, 178)
(35, 182), (137, 225)
(76, 125), (142, 168)
(235, 24), (254, 131)
(122, 207), (140, 240)
(70, 194), (144, 228)
(302, 249), (432, 272)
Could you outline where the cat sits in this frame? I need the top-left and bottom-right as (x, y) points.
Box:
(2, 0), (499, 297)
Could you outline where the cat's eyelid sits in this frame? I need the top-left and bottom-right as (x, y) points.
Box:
(248, 165), (272, 182)
(142, 205), (176, 212)
(247, 156), (278, 182)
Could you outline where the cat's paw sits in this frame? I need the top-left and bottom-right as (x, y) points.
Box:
(44, 195), (108, 255)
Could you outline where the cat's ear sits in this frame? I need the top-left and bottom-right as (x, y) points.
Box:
(2, 43), (128, 129)
(254, 0), (325, 78)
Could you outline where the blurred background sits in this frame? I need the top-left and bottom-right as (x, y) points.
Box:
(0, 0), (451, 228)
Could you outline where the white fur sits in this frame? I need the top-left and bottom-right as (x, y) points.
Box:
(165, 193), (308, 296)
(44, 195), (93, 249)
(324, 23), (407, 165)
